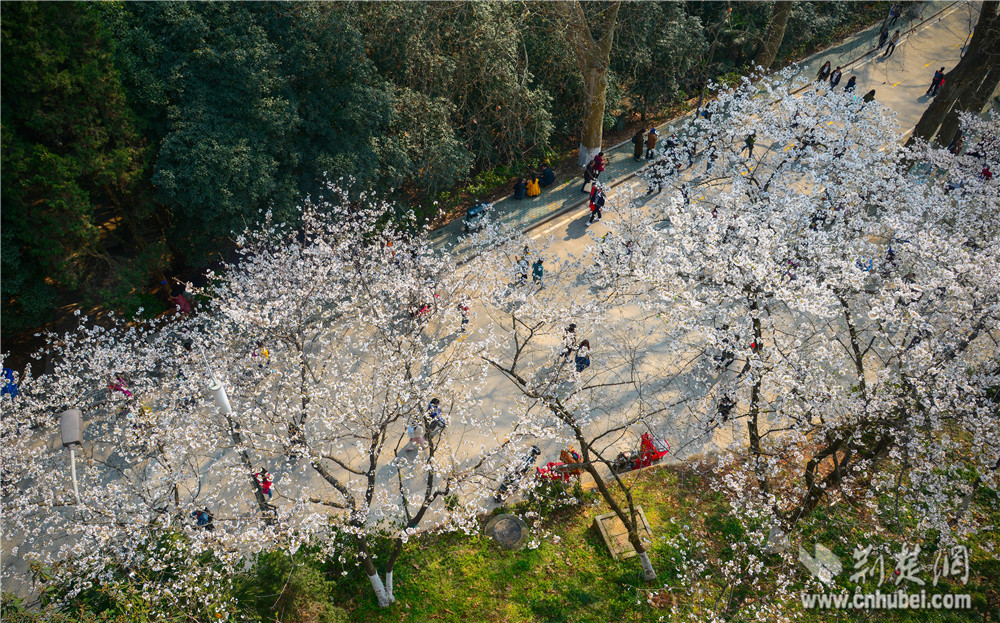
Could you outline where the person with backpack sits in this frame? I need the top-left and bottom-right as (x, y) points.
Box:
(192, 507), (215, 530)
(926, 67), (945, 96)
(632, 129), (646, 161)
(532, 258), (544, 288)
(427, 398), (446, 437)
(588, 185), (605, 224)
(645, 128), (658, 160)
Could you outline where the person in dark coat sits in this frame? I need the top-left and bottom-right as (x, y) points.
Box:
(742, 131), (757, 159)
(588, 185), (605, 224)
(513, 177), (527, 199)
(926, 67), (945, 96)
(883, 30), (900, 57)
(645, 128), (658, 160)
(877, 25), (889, 49)
(632, 129), (645, 161)
(844, 76), (857, 93)
(540, 162), (555, 188)
(581, 162), (597, 193)
(862, 89), (876, 103)
(816, 61), (832, 82)
(829, 66), (843, 89)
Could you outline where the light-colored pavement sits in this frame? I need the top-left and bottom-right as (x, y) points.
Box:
(428, 0), (967, 258)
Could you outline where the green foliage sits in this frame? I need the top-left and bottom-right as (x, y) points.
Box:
(612, 2), (708, 118)
(240, 550), (349, 623)
(100, 2), (407, 262)
(2, 0), (891, 341)
(1, 1), (161, 332)
(343, 2), (554, 192)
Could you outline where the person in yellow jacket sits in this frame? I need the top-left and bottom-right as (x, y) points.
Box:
(526, 175), (541, 197)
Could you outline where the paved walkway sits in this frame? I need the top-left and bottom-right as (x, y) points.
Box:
(428, 0), (962, 258)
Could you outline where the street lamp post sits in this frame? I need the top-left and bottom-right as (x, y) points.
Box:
(59, 408), (83, 505)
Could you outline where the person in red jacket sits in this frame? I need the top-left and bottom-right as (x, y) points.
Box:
(255, 468), (274, 500)
(926, 67), (945, 96)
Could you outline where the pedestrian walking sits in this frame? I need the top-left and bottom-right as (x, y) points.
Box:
(877, 25), (889, 49)
(862, 89), (877, 104)
(888, 3), (901, 26)
(715, 395), (736, 423)
(829, 66), (843, 89)
(844, 76), (857, 93)
(560, 324), (578, 359)
(816, 61), (832, 82)
(982, 165), (993, 181)
(742, 131), (757, 159)
(883, 30), (900, 57)
(588, 185), (605, 224)
(408, 421), (427, 448)
(427, 398), (446, 437)
(645, 128), (658, 160)
(632, 129), (645, 161)
(540, 162), (555, 188)
(531, 258), (544, 288)
(458, 302), (470, 332)
(926, 67), (945, 96)
(581, 160), (597, 193)
(516, 256), (529, 284)
(574, 340), (591, 373)
(254, 468), (274, 500)
(593, 151), (606, 173)
(526, 175), (541, 197)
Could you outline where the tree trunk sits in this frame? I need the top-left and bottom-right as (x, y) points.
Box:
(908, 1), (999, 146)
(936, 61), (1000, 148)
(579, 66), (609, 166)
(360, 539), (395, 607)
(553, 1), (622, 167)
(754, 1), (793, 71)
(636, 548), (657, 582)
(366, 571), (393, 608)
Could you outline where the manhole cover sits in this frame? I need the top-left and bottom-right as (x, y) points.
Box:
(485, 514), (529, 550)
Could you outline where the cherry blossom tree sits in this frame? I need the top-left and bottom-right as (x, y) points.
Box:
(617, 71), (1000, 558)
(0, 315), (264, 617)
(3, 188), (527, 610)
(171, 186), (522, 607)
(466, 221), (679, 582)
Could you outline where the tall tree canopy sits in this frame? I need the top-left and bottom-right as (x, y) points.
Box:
(1, 2), (161, 331)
